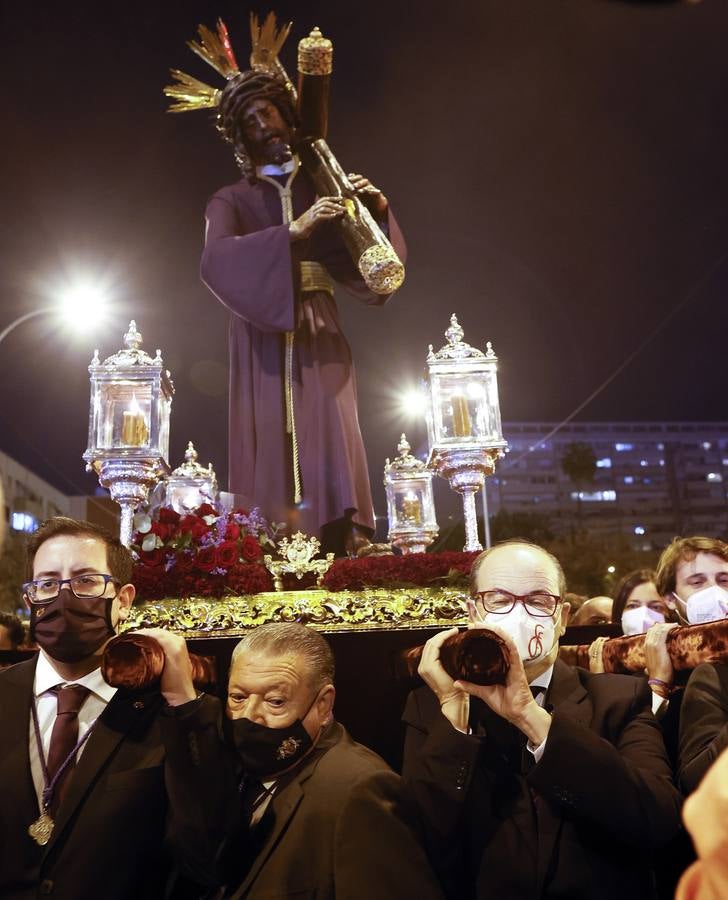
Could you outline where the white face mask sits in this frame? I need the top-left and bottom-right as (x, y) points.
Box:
(679, 584), (728, 625)
(621, 606), (665, 636)
(481, 603), (558, 665)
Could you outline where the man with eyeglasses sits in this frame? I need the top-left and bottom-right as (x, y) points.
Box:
(0, 516), (229, 900)
(402, 539), (681, 900)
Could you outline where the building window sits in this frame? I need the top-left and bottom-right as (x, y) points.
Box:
(639, 459), (648, 467)
(702, 442), (712, 451)
(11, 512), (38, 533)
(596, 458), (612, 468)
(624, 476), (634, 484)
(570, 490), (617, 502)
(707, 473), (723, 483)
(615, 443), (633, 451)
(634, 526), (646, 535)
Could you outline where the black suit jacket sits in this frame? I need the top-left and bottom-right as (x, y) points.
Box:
(678, 660), (728, 795)
(0, 656), (229, 900)
(167, 717), (444, 900)
(402, 660), (682, 900)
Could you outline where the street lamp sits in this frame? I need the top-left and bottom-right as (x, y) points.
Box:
(0, 276), (110, 347)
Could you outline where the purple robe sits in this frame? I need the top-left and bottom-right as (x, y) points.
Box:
(200, 168), (406, 536)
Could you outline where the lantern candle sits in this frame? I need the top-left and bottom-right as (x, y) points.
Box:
(401, 492), (423, 525)
(451, 394), (472, 438)
(121, 396), (149, 446)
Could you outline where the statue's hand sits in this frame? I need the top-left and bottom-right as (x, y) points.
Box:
(348, 173), (388, 217)
(289, 196), (345, 241)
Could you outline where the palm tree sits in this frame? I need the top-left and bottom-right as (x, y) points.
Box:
(561, 441), (597, 533)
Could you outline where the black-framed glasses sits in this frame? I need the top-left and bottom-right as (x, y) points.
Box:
(23, 574), (119, 605)
(473, 589), (561, 618)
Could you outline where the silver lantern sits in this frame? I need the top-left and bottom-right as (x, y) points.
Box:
(165, 441), (219, 514)
(82, 320), (174, 546)
(425, 314), (507, 552)
(384, 433), (438, 554)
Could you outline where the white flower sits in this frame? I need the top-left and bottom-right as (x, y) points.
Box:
(134, 512), (152, 534)
(142, 533), (161, 552)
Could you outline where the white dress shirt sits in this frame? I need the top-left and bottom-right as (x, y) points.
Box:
(29, 651), (116, 812)
(526, 664), (554, 763)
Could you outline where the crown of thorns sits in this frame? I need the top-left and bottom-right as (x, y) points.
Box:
(163, 13), (298, 173)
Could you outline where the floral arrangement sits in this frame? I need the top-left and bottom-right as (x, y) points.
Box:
(321, 551), (478, 592)
(131, 503), (276, 600)
(130, 503), (477, 600)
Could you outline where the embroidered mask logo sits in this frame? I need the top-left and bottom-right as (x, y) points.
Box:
(528, 623), (545, 659)
(276, 736), (303, 760)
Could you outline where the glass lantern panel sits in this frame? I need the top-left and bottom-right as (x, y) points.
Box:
(167, 482), (210, 515)
(396, 485), (425, 527)
(433, 373), (490, 443)
(158, 395), (172, 461)
(96, 381), (153, 449)
(482, 372), (504, 443)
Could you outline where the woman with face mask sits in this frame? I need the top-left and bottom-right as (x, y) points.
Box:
(613, 569), (672, 637)
(609, 569), (679, 714)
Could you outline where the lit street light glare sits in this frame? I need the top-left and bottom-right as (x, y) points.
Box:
(55, 277), (111, 331)
(400, 387), (428, 418)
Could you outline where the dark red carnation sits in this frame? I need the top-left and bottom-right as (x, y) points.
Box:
(217, 540), (239, 569)
(194, 546), (218, 572)
(241, 535), (262, 561)
(227, 563), (274, 594)
(191, 575), (223, 597)
(132, 563), (165, 600)
(158, 507), (181, 525)
(195, 503), (218, 518)
(140, 548), (164, 568)
(224, 522), (241, 541)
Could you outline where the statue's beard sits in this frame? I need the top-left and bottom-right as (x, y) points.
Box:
(256, 134), (292, 166)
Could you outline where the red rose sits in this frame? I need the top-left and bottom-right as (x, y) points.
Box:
(224, 522), (241, 541)
(195, 546), (218, 572)
(179, 515), (210, 542)
(232, 507), (249, 517)
(241, 535), (262, 561)
(217, 541), (239, 569)
(158, 507), (181, 525)
(195, 503), (218, 518)
(150, 521), (173, 542)
(175, 551), (195, 573)
(140, 548), (164, 567)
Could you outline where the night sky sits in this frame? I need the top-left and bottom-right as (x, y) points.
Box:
(2, 0), (727, 523)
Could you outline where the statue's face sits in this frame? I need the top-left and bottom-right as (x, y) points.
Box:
(240, 97), (292, 165)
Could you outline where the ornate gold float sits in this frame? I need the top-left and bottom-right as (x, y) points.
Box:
(125, 586), (469, 638)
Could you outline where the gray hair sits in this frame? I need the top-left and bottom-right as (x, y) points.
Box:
(230, 622), (335, 689)
(469, 539), (567, 597)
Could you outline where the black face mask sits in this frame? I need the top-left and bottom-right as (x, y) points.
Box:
(30, 588), (116, 664)
(224, 693), (320, 778)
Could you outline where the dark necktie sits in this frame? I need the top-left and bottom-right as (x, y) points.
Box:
(239, 776), (267, 828)
(47, 685), (90, 815)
